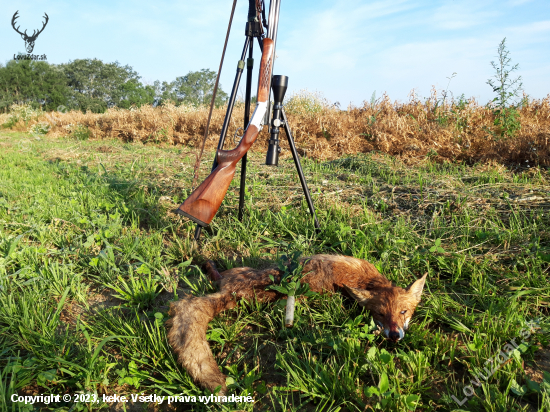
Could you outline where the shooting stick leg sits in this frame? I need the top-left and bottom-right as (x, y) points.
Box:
(281, 108), (321, 231)
(238, 39), (255, 221)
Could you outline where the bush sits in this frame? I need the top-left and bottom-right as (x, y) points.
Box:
(285, 90), (331, 116)
(1, 103), (41, 128)
(64, 123), (90, 140)
(30, 122), (51, 135)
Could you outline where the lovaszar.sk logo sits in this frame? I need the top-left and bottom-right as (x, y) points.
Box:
(11, 10), (49, 60)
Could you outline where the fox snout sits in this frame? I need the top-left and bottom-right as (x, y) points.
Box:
(381, 319), (408, 341)
(387, 329), (403, 342)
(345, 273), (427, 342)
(374, 318), (407, 341)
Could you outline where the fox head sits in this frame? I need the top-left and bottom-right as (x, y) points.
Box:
(344, 273), (427, 342)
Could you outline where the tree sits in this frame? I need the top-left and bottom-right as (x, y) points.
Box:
(117, 79), (155, 109)
(152, 80), (178, 106)
(60, 59), (147, 113)
(0, 60), (69, 112)
(0, 60), (227, 113)
(167, 69), (228, 107)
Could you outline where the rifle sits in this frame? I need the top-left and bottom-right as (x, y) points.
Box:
(176, 38), (275, 227)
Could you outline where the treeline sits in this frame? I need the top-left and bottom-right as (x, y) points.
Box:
(0, 59), (228, 113)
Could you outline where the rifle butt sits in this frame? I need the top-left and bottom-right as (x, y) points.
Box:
(176, 163), (237, 226)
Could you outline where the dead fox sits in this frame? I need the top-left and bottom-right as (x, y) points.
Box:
(167, 254), (427, 394)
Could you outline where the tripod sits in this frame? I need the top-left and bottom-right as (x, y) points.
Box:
(191, 0), (320, 241)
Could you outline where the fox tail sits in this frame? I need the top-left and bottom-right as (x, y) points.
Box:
(167, 292), (235, 395)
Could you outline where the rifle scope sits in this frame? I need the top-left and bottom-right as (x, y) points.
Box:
(265, 75), (288, 166)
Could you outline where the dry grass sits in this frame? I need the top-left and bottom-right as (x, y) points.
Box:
(3, 89), (550, 166)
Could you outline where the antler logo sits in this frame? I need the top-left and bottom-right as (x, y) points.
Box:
(11, 11), (49, 53)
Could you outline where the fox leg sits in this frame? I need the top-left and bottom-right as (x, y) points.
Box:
(204, 260), (223, 282)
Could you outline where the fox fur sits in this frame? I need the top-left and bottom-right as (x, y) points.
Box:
(167, 254), (427, 394)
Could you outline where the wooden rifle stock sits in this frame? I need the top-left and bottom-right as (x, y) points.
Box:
(176, 38), (274, 226)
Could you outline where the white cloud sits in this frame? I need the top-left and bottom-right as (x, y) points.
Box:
(277, 0), (417, 74)
(432, 0), (499, 30)
(508, 0), (534, 5)
(508, 20), (550, 37)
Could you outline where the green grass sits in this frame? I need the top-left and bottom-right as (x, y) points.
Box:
(0, 130), (549, 411)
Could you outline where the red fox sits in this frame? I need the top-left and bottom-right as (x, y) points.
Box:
(167, 254), (427, 394)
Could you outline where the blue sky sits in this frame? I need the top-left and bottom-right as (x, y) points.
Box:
(1, 0), (549, 106)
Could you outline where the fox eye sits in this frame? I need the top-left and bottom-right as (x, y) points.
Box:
(400, 310), (407, 315)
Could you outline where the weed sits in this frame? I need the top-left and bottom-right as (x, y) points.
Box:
(29, 122), (51, 135)
(493, 106), (522, 139)
(487, 37), (524, 139)
(70, 123), (90, 140)
(284, 89), (330, 116)
(487, 38), (523, 109)
(432, 72), (457, 126)
(1, 104), (41, 128)
(266, 251), (315, 298)
(106, 268), (162, 309)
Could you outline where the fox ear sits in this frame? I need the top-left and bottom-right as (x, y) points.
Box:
(406, 272), (428, 302)
(344, 285), (374, 306)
